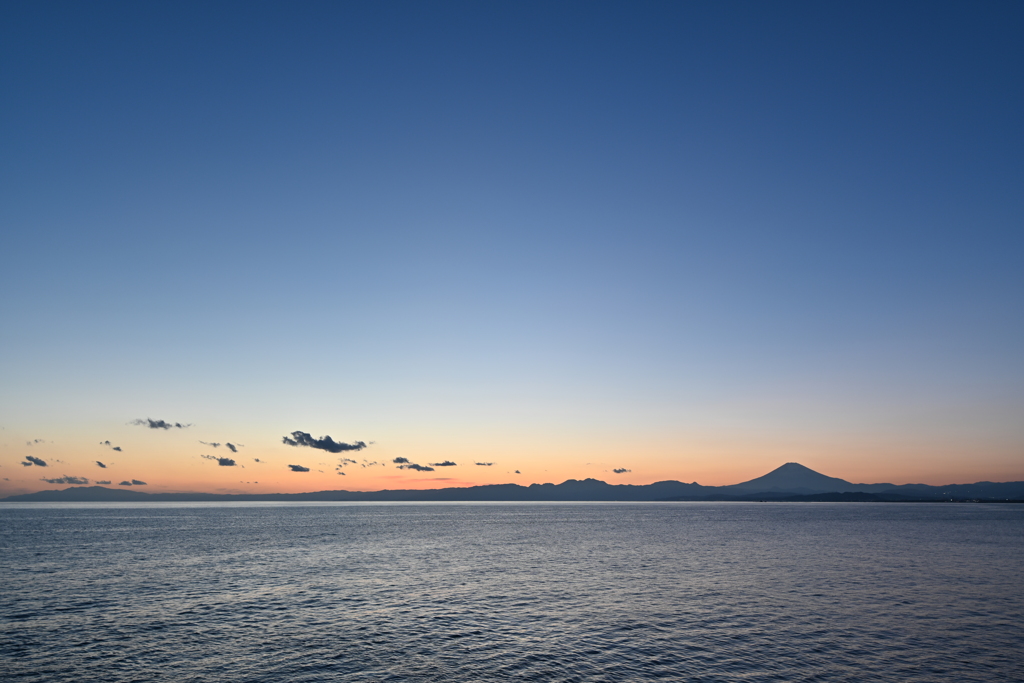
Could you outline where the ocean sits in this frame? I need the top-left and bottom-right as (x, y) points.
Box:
(1, 502), (1022, 681)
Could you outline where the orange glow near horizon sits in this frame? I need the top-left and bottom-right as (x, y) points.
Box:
(2, 422), (1021, 498)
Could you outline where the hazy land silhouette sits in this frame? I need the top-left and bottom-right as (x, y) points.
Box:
(5, 463), (1022, 503)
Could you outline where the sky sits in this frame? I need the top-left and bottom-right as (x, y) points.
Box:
(1, 1), (1022, 496)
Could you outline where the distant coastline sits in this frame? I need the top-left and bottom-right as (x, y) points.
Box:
(4, 463), (1023, 503)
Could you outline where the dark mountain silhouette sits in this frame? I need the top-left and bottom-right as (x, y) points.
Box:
(723, 462), (869, 495)
(4, 464), (1023, 502)
(1, 479), (709, 503)
(5, 486), (153, 502)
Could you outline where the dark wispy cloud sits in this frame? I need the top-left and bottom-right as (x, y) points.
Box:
(253, 458), (263, 463)
(334, 457), (360, 475)
(23, 455), (47, 467)
(515, 470), (521, 474)
(612, 468), (631, 474)
(288, 464), (310, 472)
(96, 461), (107, 468)
(26, 439), (46, 446)
(100, 441), (122, 451)
(200, 440), (242, 452)
(392, 456), (434, 471)
(96, 480), (111, 485)
(429, 461), (457, 467)
(119, 479), (148, 486)
(282, 431), (367, 453)
(397, 463), (435, 472)
(132, 418), (190, 429)
(41, 475), (89, 485)
(475, 462), (494, 466)
(201, 454), (237, 467)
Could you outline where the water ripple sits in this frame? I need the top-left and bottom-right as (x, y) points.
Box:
(1, 502), (1022, 681)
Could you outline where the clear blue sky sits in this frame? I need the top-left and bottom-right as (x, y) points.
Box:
(2, 1), (1021, 494)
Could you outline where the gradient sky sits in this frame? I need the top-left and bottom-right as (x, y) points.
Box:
(2, 1), (1022, 496)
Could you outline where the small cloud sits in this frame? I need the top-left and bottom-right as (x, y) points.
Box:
(253, 458), (263, 463)
(397, 463), (434, 472)
(612, 468), (631, 474)
(282, 431), (367, 453)
(23, 455), (47, 467)
(200, 454), (237, 466)
(288, 464), (310, 472)
(41, 475), (89, 485)
(337, 471), (346, 475)
(429, 461), (457, 467)
(96, 461), (107, 468)
(100, 441), (122, 451)
(96, 480), (111, 485)
(119, 480), (133, 486)
(515, 470), (521, 474)
(132, 479), (147, 485)
(200, 441), (221, 448)
(392, 456), (433, 471)
(225, 443), (239, 452)
(26, 439), (45, 446)
(475, 462), (494, 466)
(131, 418), (190, 429)
(334, 457), (359, 472)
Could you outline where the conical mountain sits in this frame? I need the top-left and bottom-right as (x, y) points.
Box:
(724, 462), (858, 495)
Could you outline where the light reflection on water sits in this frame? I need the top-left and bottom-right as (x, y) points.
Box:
(2, 502), (1022, 681)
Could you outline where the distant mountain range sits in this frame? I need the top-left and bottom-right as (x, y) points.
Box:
(4, 463), (1024, 503)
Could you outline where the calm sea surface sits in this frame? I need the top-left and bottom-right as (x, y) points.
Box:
(1, 502), (1022, 682)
